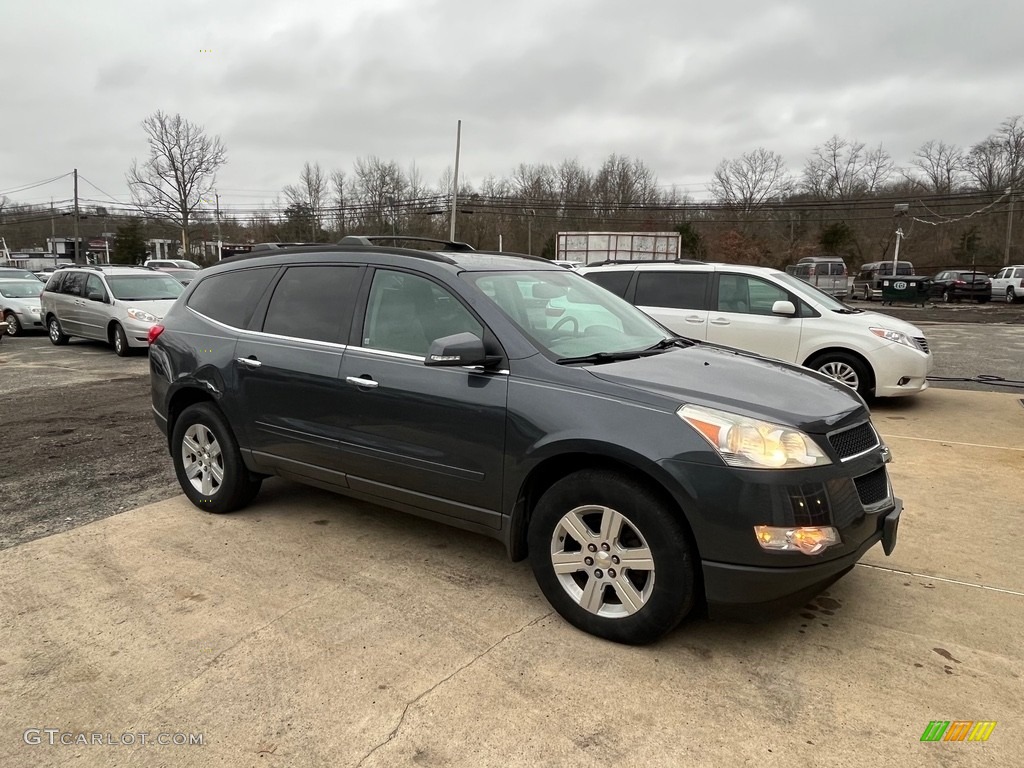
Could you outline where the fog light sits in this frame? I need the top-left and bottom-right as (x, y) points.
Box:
(897, 376), (911, 386)
(754, 525), (840, 556)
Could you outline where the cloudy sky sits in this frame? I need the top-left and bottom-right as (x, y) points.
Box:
(2, 0), (1022, 212)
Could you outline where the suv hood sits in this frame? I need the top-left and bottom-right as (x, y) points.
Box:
(587, 345), (865, 433)
(831, 309), (924, 336)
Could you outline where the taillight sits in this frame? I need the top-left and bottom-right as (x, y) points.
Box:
(148, 324), (165, 344)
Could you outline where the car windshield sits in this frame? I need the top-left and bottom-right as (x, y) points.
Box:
(0, 280), (44, 298)
(773, 272), (856, 312)
(105, 274), (184, 301)
(465, 269), (670, 359)
(0, 269), (40, 281)
(171, 260), (201, 269)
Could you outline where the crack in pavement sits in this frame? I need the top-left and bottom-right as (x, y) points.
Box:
(354, 610), (553, 768)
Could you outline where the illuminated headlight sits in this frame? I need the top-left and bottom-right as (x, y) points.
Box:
(127, 308), (158, 323)
(678, 404), (831, 469)
(755, 525), (840, 555)
(869, 327), (916, 349)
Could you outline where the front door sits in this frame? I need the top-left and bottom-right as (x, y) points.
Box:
(336, 268), (507, 527)
(706, 272), (803, 362)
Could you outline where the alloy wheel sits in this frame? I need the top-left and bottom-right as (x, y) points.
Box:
(181, 424), (225, 496)
(818, 360), (860, 389)
(549, 504), (655, 618)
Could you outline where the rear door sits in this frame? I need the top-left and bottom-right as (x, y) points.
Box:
(234, 264), (364, 478)
(706, 272), (802, 362)
(57, 272), (87, 335)
(633, 269), (710, 340)
(336, 268), (508, 527)
(78, 273), (109, 340)
(991, 268), (1009, 297)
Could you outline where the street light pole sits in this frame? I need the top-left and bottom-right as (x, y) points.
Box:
(73, 168), (81, 264)
(1004, 187), (1015, 267)
(449, 120), (462, 242)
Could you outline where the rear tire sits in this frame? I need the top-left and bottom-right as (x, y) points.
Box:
(527, 470), (696, 645)
(47, 316), (69, 345)
(4, 311), (20, 337)
(1008, 288), (1018, 304)
(171, 403), (262, 513)
(808, 351), (872, 400)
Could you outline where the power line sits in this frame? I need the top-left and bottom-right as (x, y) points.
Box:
(0, 172), (73, 197)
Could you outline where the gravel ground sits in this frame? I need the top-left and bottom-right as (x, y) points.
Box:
(0, 335), (178, 551)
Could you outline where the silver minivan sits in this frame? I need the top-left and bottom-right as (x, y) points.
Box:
(41, 266), (184, 355)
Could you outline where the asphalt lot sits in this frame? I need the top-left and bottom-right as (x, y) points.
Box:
(0, 319), (1022, 766)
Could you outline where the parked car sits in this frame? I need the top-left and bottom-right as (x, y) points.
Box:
(787, 256), (849, 297)
(0, 267), (43, 282)
(579, 262), (932, 399)
(552, 260), (585, 270)
(41, 266), (184, 355)
(852, 261), (915, 301)
(0, 278), (45, 336)
(991, 264), (1024, 303)
(158, 268), (200, 285)
(150, 240), (902, 644)
(928, 270), (991, 303)
(144, 259), (202, 270)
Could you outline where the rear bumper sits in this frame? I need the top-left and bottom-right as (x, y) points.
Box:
(703, 500), (902, 620)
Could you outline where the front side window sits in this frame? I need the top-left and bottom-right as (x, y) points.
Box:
(85, 274), (106, 299)
(466, 269), (667, 359)
(635, 271), (709, 310)
(262, 265), (361, 343)
(716, 274), (789, 315)
(188, 268), (277, 329)
(363, 270), (483, 357)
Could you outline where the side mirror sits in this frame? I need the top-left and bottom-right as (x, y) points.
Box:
(772, 300), (797, 316)
(424, 332), (498, 367)
(87, 289), (106, 302)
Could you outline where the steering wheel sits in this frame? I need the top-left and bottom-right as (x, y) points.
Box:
(551, 316), (579, 334)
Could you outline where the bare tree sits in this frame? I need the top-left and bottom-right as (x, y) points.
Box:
(709, 147), (792, 212)
(907, 140), (964, 193)
(803, 136), (892, 199)
(330, 170), (348, 235)
(593, 154), (659, 216)
(126, 111), (226, 257)
(964, 115), (1024, 192)
(283, 161), (328, 240)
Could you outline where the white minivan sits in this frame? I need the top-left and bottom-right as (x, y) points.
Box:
(579, 262), (933, 399)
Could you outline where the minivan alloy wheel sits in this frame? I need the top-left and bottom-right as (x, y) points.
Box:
(4, 312), (19, 336)
(550, 505), (655, 618)
(817, 360), (860, 389)
(181, 424), (224, 496)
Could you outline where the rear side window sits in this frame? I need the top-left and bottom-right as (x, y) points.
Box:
(584, 271), (632, 297)
(1015, 268), (1024, 279)
(45, 273), (65, 292)
(635, 271), (708, 310)
(262, 265), (362, 343)
(188, 268), (277, 329)
(61, 272), (86, 297)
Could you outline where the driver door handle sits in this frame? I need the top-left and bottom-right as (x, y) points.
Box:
(684, 315), (703, 324)
(236, 357), (262, 368)
(346, 376), (379, 389)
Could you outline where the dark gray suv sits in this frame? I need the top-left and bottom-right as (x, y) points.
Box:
(150, 241), (902, 644)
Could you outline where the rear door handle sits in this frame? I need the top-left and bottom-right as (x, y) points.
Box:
(236, 357), (262, 368)
(710, 318), (731, 325)
(345, 376), (379, 389)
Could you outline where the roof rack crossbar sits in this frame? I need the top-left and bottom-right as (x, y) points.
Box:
(338, 235), (475, 252)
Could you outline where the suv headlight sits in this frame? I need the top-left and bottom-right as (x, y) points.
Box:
(127, 308), (157, 323)
(678, 404), (831, 469)
(869, 327), (916, 349)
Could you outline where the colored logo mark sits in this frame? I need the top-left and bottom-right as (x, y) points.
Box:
(920, 721), (996, 742)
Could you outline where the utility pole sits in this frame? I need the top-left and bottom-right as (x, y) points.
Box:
(50, 198), (56, 256)
(215, 192), (222, 260)
(1005, 187), (1015, 266)
(73, 169), (81, 264)
(449, 119), (462, 242)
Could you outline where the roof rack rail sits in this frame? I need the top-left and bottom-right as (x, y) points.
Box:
(338, 235), (475, 252)
(250, 242), (324, 252)
(588, 257), (706, 266)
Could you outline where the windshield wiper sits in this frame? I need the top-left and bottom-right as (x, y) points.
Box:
(556, 351), (651, 365)
(645, 336), (694, 351)
(832, 308), (862, 314)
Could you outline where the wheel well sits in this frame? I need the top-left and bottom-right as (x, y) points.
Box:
(508, 453), (700, 565)
(107, 320), (121, 343)
(166, 388), (218, 447)
(803, 347), (875, 390)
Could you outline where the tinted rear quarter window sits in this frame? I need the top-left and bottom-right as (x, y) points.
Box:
(188, 268), (277, 329)
(584, 271), (632, 297)
(635, 271), (708, 309)
(262, 265), (363, 343)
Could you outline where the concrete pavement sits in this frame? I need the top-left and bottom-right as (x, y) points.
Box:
(1, 387), (1021, 767)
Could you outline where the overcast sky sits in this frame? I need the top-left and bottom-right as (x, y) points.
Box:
(2, 0), (1022, 212)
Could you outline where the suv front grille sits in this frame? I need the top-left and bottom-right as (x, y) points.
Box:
(914, 337), (930, 354)
(828, 422), (879, 460)
(854, 467), (890, 508)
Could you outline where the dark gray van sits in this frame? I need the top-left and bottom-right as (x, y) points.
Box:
(853, 261), (915, 301)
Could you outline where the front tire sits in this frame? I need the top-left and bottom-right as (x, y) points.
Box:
(809, 352), (872, 399)
(48, 316), (69, 345)
(112, 323), (131, 357)
(527, 470), (696, 644)
(171, 403), (262, 513)
(4, 311), (20, 337)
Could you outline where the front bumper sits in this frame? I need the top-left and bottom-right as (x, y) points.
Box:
(124, 318), (158, 348)
(703, 501), (902, 619)
(870, 341), (933, 398)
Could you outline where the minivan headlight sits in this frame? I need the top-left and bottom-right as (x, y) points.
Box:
(678, 404), (831, 469)
(869, 327), (915, 348)
(127, 308), (158, 323)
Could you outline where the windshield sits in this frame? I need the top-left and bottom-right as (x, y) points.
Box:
(465, 269), (669, 359)
(0, 280), (44, 298)
(773, 272), (854, 311)
(172, 260), (202, 269)
(105, 274), (184, 301)
(0, 269), (40, 281)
